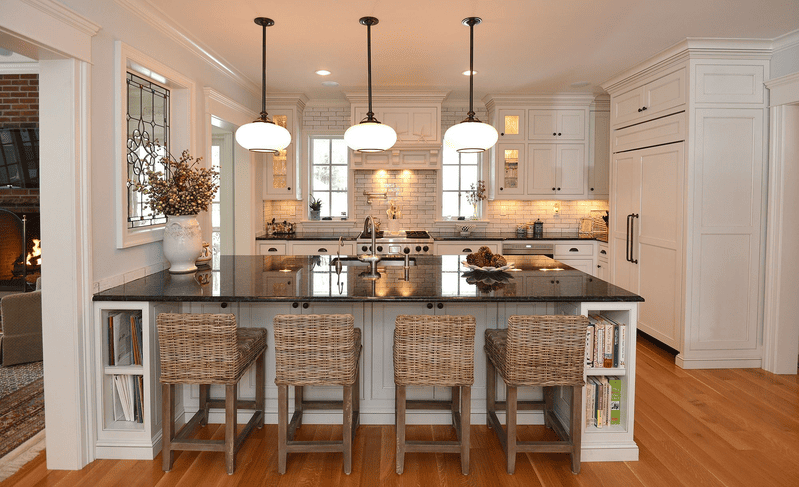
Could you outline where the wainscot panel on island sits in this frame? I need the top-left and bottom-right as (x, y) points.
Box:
(93, 255), (642, 462)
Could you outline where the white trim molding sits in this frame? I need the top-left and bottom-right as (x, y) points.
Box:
(0, 62), (39, 74)
(765, 72), (799, 107)
(115, 41), (196, 249)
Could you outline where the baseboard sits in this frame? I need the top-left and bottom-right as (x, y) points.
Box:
(676, 355), (762, 369)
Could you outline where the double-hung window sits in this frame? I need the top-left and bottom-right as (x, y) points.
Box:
(441, 145), (481, 219)
(309, 135), (349, 219)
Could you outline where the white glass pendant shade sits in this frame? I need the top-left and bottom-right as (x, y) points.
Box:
(344, 121), (397, 153)
(235, 119), (291, 153)
(444, 120), (498, 153)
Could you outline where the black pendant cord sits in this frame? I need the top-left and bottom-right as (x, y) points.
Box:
(467, 19), (475, 120)
(367, 21), (373, 120)
(261, 21), (267, 119)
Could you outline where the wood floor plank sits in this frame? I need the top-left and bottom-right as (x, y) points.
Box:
(5, 333), (799, 486)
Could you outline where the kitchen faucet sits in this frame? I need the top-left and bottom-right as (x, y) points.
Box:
(359, 215), (381, 279)
(364, 215), (377, 257)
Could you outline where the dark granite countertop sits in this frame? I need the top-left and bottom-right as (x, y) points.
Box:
(94, 255), (643, 303)
(256, 232), (357, 241)
(431, 230), (600, 241)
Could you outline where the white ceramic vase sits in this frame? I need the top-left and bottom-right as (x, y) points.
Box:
(162, 214), (203, 273)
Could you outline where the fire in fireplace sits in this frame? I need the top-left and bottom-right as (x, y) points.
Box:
(0, 209), (40, 291)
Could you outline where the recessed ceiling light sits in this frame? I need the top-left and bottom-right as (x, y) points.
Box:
(316, 70), (331, 76)
(462, 70), (477, 76)
(322, 81), (339, 87)
(570, 81), (591, 88)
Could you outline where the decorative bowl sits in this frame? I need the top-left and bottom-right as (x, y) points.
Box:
(456, 224), (476, 236)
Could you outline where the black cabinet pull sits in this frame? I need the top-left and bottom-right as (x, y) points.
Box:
(287, 187), (291, 190)
(427, 303), (434, 309)
(552, 132), (557, 136)
(552, 187), (556, 191)
(551, 280), (555, 284)
(318, 248), (327, 252)
(569, 248), (578, 252)
(302, 302), (309, 309)
(638, 108), (643, 113)
(462, 248), (472, 253)
(631, 214), (639, 264)
(642, 106), (647, 111)
(600, 250), (607, 255)
(500, 132), (505, 136)
(590, 187), (594, 191)
(292, 302), (299, 308)
(558, 132), (562, 136)
(268, 247), (278, 252)
(597, 264), (601, 268)
(557, 187), (561, 191)
(436, 303), (444, 309)
(500, 187), (504, 191)
(220, 302), (228, 309)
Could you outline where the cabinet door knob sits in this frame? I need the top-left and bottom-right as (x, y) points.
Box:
(437, 303), (444, 309)
(552, 132), (557, 136)
(552, 187), (556, 191)
(500, 187), (504, 190)
(220, 302), (228, 309)
(302, 302), (309, 309)
(590, 187), (594, 191)
(638, 108), (643, 112)
(287, 187), (291, 191)
(642, 106), (647, 111)
(292, 302), (299, 308)
(427, 303), (434, 309)
(597, 264), (601, 268)
(500, 132), (505, 136)
(558, 132), (562, 136)
(600, 250), (607, 255)
(557, 187), (561, 191)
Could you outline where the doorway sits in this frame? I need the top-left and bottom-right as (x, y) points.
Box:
(211, 122), (234, 264)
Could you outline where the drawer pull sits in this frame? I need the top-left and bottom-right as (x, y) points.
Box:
(268, 247), (278, 252)
(600, 249), (607, 255)
(569, 248), (579, 252)
(292, 302), (299, 308)
(302, 303), (309, 309)
(437, 303), (444, 310)
(427, 303), (434, 309)
(462, 248), (473, 253)
(318, 248), (328, 252)
(220, 302), (228, 309)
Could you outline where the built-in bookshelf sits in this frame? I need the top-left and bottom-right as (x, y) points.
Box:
(94, 301), (179, 459)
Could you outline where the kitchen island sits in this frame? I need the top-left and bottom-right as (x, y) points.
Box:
(93, 255), (642, 462)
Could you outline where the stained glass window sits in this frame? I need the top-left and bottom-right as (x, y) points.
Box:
(126, 72), (170, 229)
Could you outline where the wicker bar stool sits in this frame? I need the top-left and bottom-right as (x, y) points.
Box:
(157, 313), (267, 475)
(485, 315), (588, 474)
(393, 314), (476, 475)
(273, 314), (362, 475)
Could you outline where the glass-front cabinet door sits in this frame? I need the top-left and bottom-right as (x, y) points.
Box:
(263, 109), (297, 199)
(495, 143), (525, 199)
(497, 109), (524, 141)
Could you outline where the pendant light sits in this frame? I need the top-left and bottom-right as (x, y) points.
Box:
(444, 17), (498, 153)
(235, 17), (291, 153)
(344, 17), (397, 153)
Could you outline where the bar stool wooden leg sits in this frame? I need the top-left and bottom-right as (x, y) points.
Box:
(162, 383), (174, 472)
(199, 384), (209, 426)
(461, 386), (471, 475)
(343, 384), (353, 475)
(256, 353), (265, 428)
(570, 385), (582, 474)
(544, 386), (555, 429)
(353, 363), (361, 437)
(506, 385), (518, 474)
(278, 384), (288, 474)
(225, 384), (237, 475)
(451, 386), (460, 435)
(395, 385), (406, 474)
(486, 359), (496, 424)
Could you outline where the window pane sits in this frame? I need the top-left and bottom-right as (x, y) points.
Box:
(212, 202), (220, 228)
(441, 273), (460, 296)
(442, 145), (458, 165)
(312, 165), (329, 191)
(313, 139), (329, 165)
(461, 165), (478, 189)
(331, 139), (347, 165)
(331, 192), (348, 218)
(442, 192), (460, 218)
(330, 165), (347, 190)
(441, 254), (460, 269)
(442, 166), (460, 191)
(460, 152), (479, 166)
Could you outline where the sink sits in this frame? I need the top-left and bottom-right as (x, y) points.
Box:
(332, 256), (416, 267)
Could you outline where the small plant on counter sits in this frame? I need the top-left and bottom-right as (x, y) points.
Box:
(309, 194), (323, 211)
(129, 142), (219, 216)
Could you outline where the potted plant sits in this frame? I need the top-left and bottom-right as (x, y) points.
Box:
(130, 144), (218, 273)
(309, 194), (322, 220)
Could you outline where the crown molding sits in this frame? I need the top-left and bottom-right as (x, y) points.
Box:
(0, 62), (39, 74)
(115, 0), (259, 98)
(204, 87), (257, 119)
(601, 38), (772, 94)
(22, 0), (100, 37)
(266, 92), (310, 111)
(344, 90), (449, 105)
(772, 29), (799, 53)
(765, 72), (799, 107)
(483, 93), (596, 110)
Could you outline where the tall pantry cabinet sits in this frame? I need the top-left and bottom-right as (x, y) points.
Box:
(602, 41), (769, 369)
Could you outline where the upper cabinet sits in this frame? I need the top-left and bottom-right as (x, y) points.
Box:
(345, 91), (447, 169)
(588, 99), (610, 199)
(485, 94), (594, 201)
(262, 94), (307, 200)
(611, 68), (686, 129)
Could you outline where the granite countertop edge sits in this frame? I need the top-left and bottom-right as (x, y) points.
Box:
(256, 232), (609, 243)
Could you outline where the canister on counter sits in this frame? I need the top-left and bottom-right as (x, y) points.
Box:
(533, 219), (543, 238)
(516, 224), (527, 237)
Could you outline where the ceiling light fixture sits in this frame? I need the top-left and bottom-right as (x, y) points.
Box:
(444, 17), (498, 153)
(316, 69), (331, 76)
(235, 17), (291, 153)
(344, 17), (397, 153)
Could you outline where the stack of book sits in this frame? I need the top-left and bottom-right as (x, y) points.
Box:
(107, 311), (145, 423)
(586, 376), (622, 428)
(585, 314), (626, 369)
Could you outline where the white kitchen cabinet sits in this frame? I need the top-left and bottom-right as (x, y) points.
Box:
(262, 97), (306, 200)
(257, 242), (287, 255)
(485, 95), (593, 201)
(435, 241), (500, 256)
(527, 109), (586, 141)
(596, 242), (609, 281)
(290, 241), (354, 256)
(352, 106), (439, 146)
(588, 107), (610, 199)
(611, 68), (686, 129)
(526, 144), (586, 197)
(603, 47), (768, 368)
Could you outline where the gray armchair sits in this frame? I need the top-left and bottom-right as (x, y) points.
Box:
(0, 290), (42, 366)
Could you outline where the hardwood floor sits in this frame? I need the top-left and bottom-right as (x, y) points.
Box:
(4, 333), (798, 486)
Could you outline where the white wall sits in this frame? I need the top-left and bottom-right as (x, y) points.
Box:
(771, 37), (799, 80)
(59, 0), (259, 290)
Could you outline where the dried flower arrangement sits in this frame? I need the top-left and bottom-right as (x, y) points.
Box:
(465, 179), (487, 207)
(129, 144), (219, 216)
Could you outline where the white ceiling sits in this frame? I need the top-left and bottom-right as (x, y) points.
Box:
(50, 1), (799, 100)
